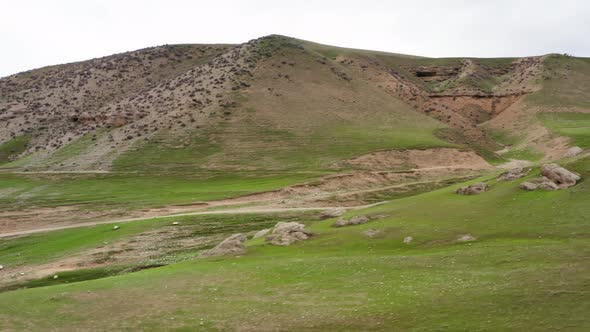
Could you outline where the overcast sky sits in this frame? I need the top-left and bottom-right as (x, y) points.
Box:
(1, 0), (589, 77)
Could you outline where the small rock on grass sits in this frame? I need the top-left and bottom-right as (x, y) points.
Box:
(498, 167), (528, 181)
(320, 208), (346, 220)
(201, 234), (247, 257)
(565, 146), (583, 157)
(266, 222), (311, 246)
(0, 265), (4, 270)
(403, 236), (413, 244)
(457, 234), (476, 242)
(333, 215), (370, 227)
(53, 275), (59, 280)
(113, 225), (120, 230)
(172, 222), (179, 226)
(363, 229), (381, 238)
(456, 182), (489, 195)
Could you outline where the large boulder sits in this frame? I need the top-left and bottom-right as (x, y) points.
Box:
(456, 182), (489, 195)
(200, 233), (247, 257)
(541, 164), (581, 189)
(319, 208), (346, 220)
(333, 215), (370, 227)
(266, 222), (312, 246)
(498, 167), (528, 181)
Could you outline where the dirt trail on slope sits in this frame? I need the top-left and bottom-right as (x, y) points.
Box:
(0, 203), (384, 239)
(0, 147), (492, 236)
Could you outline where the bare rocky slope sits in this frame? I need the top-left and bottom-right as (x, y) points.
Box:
(0, 35), (584, 171)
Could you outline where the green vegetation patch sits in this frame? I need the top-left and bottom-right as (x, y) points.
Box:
(0, 136), (30, 165)
(0, 172), (316, 210)
(538, 112), (590, 148)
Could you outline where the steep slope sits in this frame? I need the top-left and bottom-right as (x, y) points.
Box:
(0, 43), (231, 168)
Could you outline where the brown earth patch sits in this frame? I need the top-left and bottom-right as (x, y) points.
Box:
(337, 148), (492, 171)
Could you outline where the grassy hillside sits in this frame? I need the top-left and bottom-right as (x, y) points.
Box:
(527, 55), (590, 108)
(1, 156), (588, 330)
(538, 112), (590, 148)
(0, 172), (315, 210)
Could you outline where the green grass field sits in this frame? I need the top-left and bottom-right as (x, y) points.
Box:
(0, 172), (316, 210)
(538, 112), (590, 148)
(1, 156), (588, 330)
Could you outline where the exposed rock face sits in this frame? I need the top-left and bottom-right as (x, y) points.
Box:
(456, 182), (489, 195)
(253, 228), (270, 239)
(266, 222), (311, 246)
(319, 208), (346, 220)
(333, 215), (370, 227)
(498, 167), (528, 181)
(541, 164), (581, 189)
(201, 233), (247, 257)
(565, 146), (583, 157)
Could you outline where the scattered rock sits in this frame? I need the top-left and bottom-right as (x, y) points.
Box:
(498, 167), (528, 181)
(457, 234), (476, 242)
(319, 208), (345, 220)
(541, 163), (580, 189)
(113, 225), (120, 230)
(403, 236), (413, 244)
(200, 233), (247, 257)
(363, 229), (381, 238)
(253, 228), (270, 239)
(0, 265), (4, 270)
(519, 181), (538, 191)
(565, 146), (583, 157)
(456, 182), (489, 195)
(333, 215), (370, 227)
(266, 222), (311, 246)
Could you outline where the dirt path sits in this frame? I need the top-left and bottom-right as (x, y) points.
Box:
(0, 203), (385, 239)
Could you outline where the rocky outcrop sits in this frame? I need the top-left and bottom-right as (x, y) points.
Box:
(541, 164), (581, 188)
(518, 164), (580, 191)
(266, 222), (312, 246)
(200, 233), (247, 257)
(456, 182), (489, 195)
(333, 215), (370, 227)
